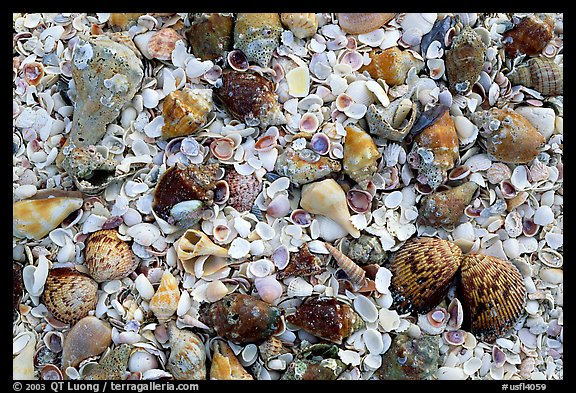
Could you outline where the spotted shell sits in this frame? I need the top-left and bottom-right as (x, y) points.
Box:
(147, 28), (183, 61)
(84, 229), (139, 283)
(275, 147), (341, 186)
(459, 254), (527, 343)
(233, 13), (283, 67)
(148, 270), (180, 324)
(337, 13), (396, 34)
(167, 322), (206, 380)
(360, 47), (424, 86)
(503, 14), (554, 58)
(507, 57), (563, 96)
(280, 13), (318, 39)
(161, 88), (213, 140)
(281, 343), (346, 380)
(389, 237), (462, 314)
(342, 124), (382, 188)
(223, 169), (262, 213)
(418, 182), (478, 228)
(186, 13), (234, 61)
(445, 25), (486, 95)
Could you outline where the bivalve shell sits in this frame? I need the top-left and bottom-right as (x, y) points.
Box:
(84, 229), (139, 283)
(61, 316), (112, 369)
(148, 28), (183, 61)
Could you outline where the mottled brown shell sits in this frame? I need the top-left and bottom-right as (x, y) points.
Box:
(276, 243), (324, 279)
(223, 169), (262, 213)
(503, 14), (554, 59)
(445, 25), (486, 95)
(42, 268), (98, 325)
(507, 57), (563, 96)
(186, 13), (234, 61)
(162, 88), (213, 140)
(285, 297), (364, 344)
(390, 237), (462, 314)
(418, 182), (479, 227)
(360, 47), (424, 86)
(85, 229), (139, 283)
(337, 13), (396, 34)
(459, 254), (527, 343)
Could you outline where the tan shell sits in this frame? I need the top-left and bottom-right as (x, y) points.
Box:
(337, 13), (397, 34)
(418, 182), (479, 227)
(13, 197), (83, 240)
(445, 25), (486, 95)
(366, 96), (418, 141)
(176, 229), (229, 262)
(210, 340), (253, 380)
(148, 270), (180, 324)
(147, 28), (183, 60)
(342, 124), (382, 188)
(61, 316), (112, 369)
(507, 57), (563, 96)
(167, 322), (206, 380)
(161, 88), (213, 140)
(360, 47), (424, 86)
(84, 229), (139, 283)
(108, 13), (145, 30)
(324, 242), (366, 291)
(280, 13), (318, 39)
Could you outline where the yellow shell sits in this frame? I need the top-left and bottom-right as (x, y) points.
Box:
(148, 270), (180, 324)
(210, 340), (253, 380)
(161, 88), (213, 140)
(13, 197), (83, 240)
(84, 229), (139, 283)
(108, 13), (144, 30)
(176, 229), (229, 262)
(343, 124), (381, 188)
(360, 47), (424, 86)
(167, 322), (206, 380)
(280, 13), (318, 39)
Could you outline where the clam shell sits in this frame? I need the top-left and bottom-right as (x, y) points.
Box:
(13, 197), (83, 240)
(166, 322), (206, 380)
(360, 47), (424, 86)
(337, 13), (396, 34)
(61, 316), (112, 369)
(224, 169), (262, 213)
(161, 88), (213, 140)
(459, 254), (527, 343)
(84, 229), (138, 283)
(149, 270), (180, 324)
(418, 182), (478, 227)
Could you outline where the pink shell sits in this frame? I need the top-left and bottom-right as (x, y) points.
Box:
(448, 165), (471, 181)
(299, 113), (320, 133)
(522, 218), (539, 237)
(500, 180), (517, 199)
(23, 61), (44, 86)
(336, 93), (354, 112)
(339, 51), (364, 71)
(310, 132), (330, 155)
(266, 194), (291, 218)
(427, 307), (449, 328)
(443, 330), (466, 346)
(210, 138), (235, 161)
(148, 28), (183, 60)
(346, 189), (373, 214)
(254, 134), (278, 152)
(290, 209), (312, 227)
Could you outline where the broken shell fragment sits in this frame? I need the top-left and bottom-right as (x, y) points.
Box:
(176, 229), (229, 262)
(367, 96), (418, 142)
(275, 147), (341, 186)
(281, 13), (318, 39)
(340, 235), (387, 266)
(376, 333), (440, 380)
(161, 88), (213, 140)
(418, 182), (478, 227)
(84, 229), (139, 283)
(148, 270), (180, 324)
(210, 340), (253, 380)
(224, 169), (262, 213)
(282, 343), (346, 380)
(276, 243), (324, 279)
(84, 344), (132, 380)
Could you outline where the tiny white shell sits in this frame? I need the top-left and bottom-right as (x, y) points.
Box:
(128, 349), (158, 373)
(384, 191), (403, 209)
(363, 328), (384, 354)
(248, 259), (276, 278)
(463, 356), (483, 375)
(126, 223), (161, 247)
(533, 205), (554, 226)
(374, 267), (392, 295)
(437, 366), (467, 380)
(228, 238), (251, 259)
(378, 308), (400, 332)
(510, 165), (530, 191)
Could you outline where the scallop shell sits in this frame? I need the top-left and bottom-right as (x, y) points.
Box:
(166, 322), (206, 380)
(224, 169), (262, 213)
(61, 316), (113, 369)
(459, 254), (527, 343)
(41, 268), (98, 325)
(337, 13), (396, 34)
(503, 14), (554, 58)
(234, 13), (283, 67)
(84, 229), (139, 283)
(418, 182), (478, 227)
(366, 96), (418, 142)
(147, 28), (183, 61)
(360, 47), (424, 86)
(276, 242), (324, 279)
(507, 57), (563, 96)
(389, 237), (462, 314)
(210, 340), (253, 380)
(281, 13), (318, 39)
(186, 13), (234, 61)
(161, 88), (213, 140)
(13, 197), (83, 240)
(148, 270), (180, 324)
(445, 25), (486, 95)
(324, 242), (366, 291)
(274, 147), (341, 186)
(342, 124), (382, 188)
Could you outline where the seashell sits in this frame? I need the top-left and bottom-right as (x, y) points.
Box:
(186, 13), (234, 62)
(346, 189), (373, 214)
(275, 147), (340, 186)
(310, 132), (331, 155)
(161, 88), (213, 140)
(84, 229), (138, 283)
(224, 169), (262, 212)
(233, 13), (283, 67)
(227, 49), (249, 71)
(152, 163), (218, 222)
(23, 61), (44, 86)
(213, 180), (230, 205)
(418, 306), (450, 335)
(199, 293), (283, 344)
(420, 15), (453, 57)
(448, 165), (471, 181)
(342, 124), (381, 188)
(418, 182), (478, 227)
(447, 298), (464, 330)
(286, 297), (365, 344)
(299, 112), (318, 132)
(61, 316), (112, 369)
(176, 229), (229, 266)
(470, 107), (545, 164)
(460, 254), (526, 343)
(522, 217), (539, 237)
(254, 134), (278, 152)
(108, 13), (145, 29)
(443, 329), (466, 346)
(445, 26), (486, 95)
(277, 243), (324, 279)
(210, 137), (235, 161)
(84, 344), (132, 380)
(214, 69), (286, 127)
(360, 47), (424, 86)
(266, 194), (291, 218)
(40, 364), (63, 380)
(286, 277), (314, 298)
(147, 28), (183, 61)
(286, 66), (311, 98)
(340, 235), (387, 266)
(42, 268), (98, 325)
(281, 13), (318, 39)
(13, 331), (36, 379)
(300, 179), (360, 238)
(324, 242), (366, 291)
(210, 340), (254, 380)
(502, 14), (554, 58)
(507, 57), (563, 96)
(390, 237), (462, 314)
(282, 343), (345, 380)
(254, 275), (283, 304)
(486, 162), (512, 184)
(13, 262), (23, 320)
(366, 96), (418, 142)
(166, 322), (206, 380)
(128, 349), (158, 373)
(148, 270), (180, 324)
(13, 197), (83, 240)
(337, 13), (396, 35)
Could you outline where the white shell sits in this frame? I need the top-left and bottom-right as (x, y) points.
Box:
(363, 328), (384, 354)
(374, 267), (392, 295)
(228, 238), (251, 259)
(248, 259), (276, 278)
(384, 191), (403, 209)
(463, 356), (483, 375)
(378, 308), (400, 332)
(345, 80), (375, 107)
(134, 274), (155, 300)
(128, 349), (158, 373)
(437, 366), (467, 380)
(205, 280), (229, 303)
(254, 275), (283, 303)
(353, 295), (378, 323)
(465, 154), (492, 172)
(271, 245), (290, 270)
(126, 223), (161, 247)
(510, 165), (530, 191)
(533, 205), (554, 226)
(286, 277), (314, 297)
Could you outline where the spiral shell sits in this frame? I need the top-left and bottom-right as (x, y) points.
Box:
(233, 13), (283, 67)
(418, 182), (478, 227)
(84, 229), (139, 283)
(186, 13), (234, 61)
(445, 25), (486, 95)
(507, 57), (563, 96)
(13, 197), (83, 240)
(280, 13), (318, 39)
(167, 322), (206, 380)
(210, 340), (253, 380)
(161, 88), (214, 140)
(360, 47), (424, 86)
(337, 13), (396, 34)
(148, 270), (180, 324)
(275, 147), (341, 186)
(367, 96), (418, 142)
(342, 124), (381, 188)
(324, 242), (366, 291)
(503, 14), (555, 58)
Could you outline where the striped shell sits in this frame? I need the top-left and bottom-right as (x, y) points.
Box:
(167, 322), (206, 380)
(507, 57), (563, 96)
(148, 270), (180, 324)
(459, 254), (526, 343)
(280, 13), (318, 39)
(42, 268), (99, 325)
(337, 13), (396, 34)
(360, 47), (424, 86)
(84, 229), (139, 283)
(324, 242), (366, 291)
(161, 88), (213, 139)
(13, 197), (83, 240)
(390, 237), (462, 314)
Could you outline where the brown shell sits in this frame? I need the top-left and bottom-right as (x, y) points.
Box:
(199, 293), (282, 344)
(285, 297), (364, 344)
(276, 243), (325, 280)
(280, 13), (318, 39)
(342, 124), (382, 187)
(161, 88), (213, 140)
(418, 182), (479, 227)
(414, 111), (460, 173)
(213, 69), (286, 128)
(459, 254), (527, 343)
(186, 13), (234, 61)
(337, 13), (396, 34)
(223, 169), (262, 213)
(153, 163), (218, 221)
(108, 13), (144, 30)
(507, 57), (563, 96)
(389, 237), (462, 314)
(85, 229), (139, 283)
(147, 28), (183, 61)
(503, 14), (554, 58)
(210, 340), (253, 380)
(61, 316), (112, 369)
(42, 268), (98, 325)
(359, 47), (424, 86)
(445, 25), (487, 95)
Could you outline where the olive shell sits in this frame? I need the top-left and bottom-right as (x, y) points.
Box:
(85, 229), (139, 283)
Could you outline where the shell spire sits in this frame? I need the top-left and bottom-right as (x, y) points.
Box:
(148, 270), (180, 324)
(324, 242), (366, 291)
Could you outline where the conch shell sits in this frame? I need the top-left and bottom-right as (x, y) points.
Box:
(342, 124), (381, 188)
(300, 179), (360, 238)
(366, 93), (418, 141)
(360, 47), (424, 86)
(148, 270), (180, 324)
(166, 322), (206, 380)
(161, 88), (213, 140)
(176, 229), (229, 262)
(210, 340), (254, 380)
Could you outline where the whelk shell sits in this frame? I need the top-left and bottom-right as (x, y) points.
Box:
(507, 57), (563, 96)
(502, 14), (554, 58)
(148, 270), (180, 324)
(161, 88), (213, 140)
(84, 229), (139, 283)
(342, 124), (381, 189)
(176, 229), (229, 263)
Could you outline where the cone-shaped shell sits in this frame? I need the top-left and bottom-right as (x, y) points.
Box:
(85, 229), (139, 283)
(161, 88), (213, 140)
(199, 293), (282, 344)
(337, 13), (396, 34)
(210, 340), (253, 380)
(176, 229), (229, 261)
(61, 316), (112, 369)
(324, 242), (366, 291)
(459, 254), (526, 343)
(42, 268), (98, 325)
(275, 147), (341, 186)
(471, 107), (545, 164)
(13, 197), (83, 240)
(280, 13), (318, 39)
(234, 13), (283, 67)
(286, 297), (365, 344)
(342, 124), (381, 188)
(214, 69), (286, 127)
(186, 13), (234, 62)
(300, 179), (361, 238)
(507, 57), (563, 96)
(167, 322), (206, 380)
(360, 47), (424, 86)
(419, 182), (478, 227)
(148, 270), (180, 324)
(503, 14), (554, 58)
(445, 26), (486, 95)
(390, 237), (462, 314)
(84, 344), (132, 380)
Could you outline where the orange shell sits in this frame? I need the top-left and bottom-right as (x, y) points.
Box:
(23, 61), (44, 86)
(108, 13), (145, 30)
(148, 28), (183, 60)
(210, 340), (254, 380)
(337, 13), (396, 34)
(414, 111), (460, 172)
(161, 88), (213, 139)
(342, 124), (381, 186)
(149, 270), (180, 323)
(84, 229), (139, 283)
(360, 47), (424, 86)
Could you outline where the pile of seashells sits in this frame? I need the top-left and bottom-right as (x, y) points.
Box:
(13, 12), (563, 381)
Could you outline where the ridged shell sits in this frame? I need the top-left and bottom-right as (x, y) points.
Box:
(274, 147), (341, 186)
(167, 322), (206, 380)
(13, 197), (83, 240)
(148, 28), (183, 61)
(199, 293), (283, 344)
(507, 57), (563, 96)
(459, 254), (527, 343)
(210, 340), (253, 380)
(84, 344), (132, 380)
(223, 169), (262, 213)
(360, 47), (424, 86)
(280, 13), (318, 39)
(342, 124), (382, 188)
(286, 297), (365, 344)
(214, 69), (286, 127)
(258, 336), (289, 362)
(445, 26), (486, 95)
(276, 242), (324, 279)
(161, 88), (213, 140)
(366, 96), (418, 141)
(503, 14), (554, 58)
(324, 242), (366, 291)
(186, 13), (234, 61)
(148, 270), (180, 324)
(418, 182), (478, 227)
(84, 229), (139, 283)
(337, 13), (396, 34)
(390, 237), (462, 314)
(61, 316), (112, 369)
(42, 268), (98, 325)
(234, 13), (283, 67)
